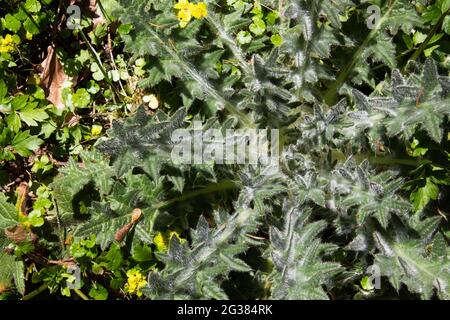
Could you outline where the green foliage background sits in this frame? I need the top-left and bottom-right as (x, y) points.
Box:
(0, 0), (450, 300)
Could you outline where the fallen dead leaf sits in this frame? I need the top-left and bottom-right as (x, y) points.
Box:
(40, 45), (70, 110)
(0, 282), (9, 294)
(114, 208), (143, 242)
(5, 225), (27, 243)
(15, 182), (29, 216)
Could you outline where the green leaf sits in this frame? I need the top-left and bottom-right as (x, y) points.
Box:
(26, 210), (45, 227)
(421, 103), (443, 143)
(201, 281), (228, 300)
(132, 244), (153, 262)
(89, 284), (109, 300)
(236, 31), (252, 45)
(270, 205), (342, 299)
(40, 120), (57, 139)
(266, 11), (279, 25)
(13, 260), (25, 295)
(72, 89), (91, 108)
(308, 189), (326, 207)
(360, 276), (374, 291)
(91, 63), (105, 81)
(441, 0), (450, 13)
(118, 23), (133, 35)
(108, 70), (121, 82)
(6, 113), (21, 133)
(422, 5), (442, 24)
(18, 103), (49, 126)
(0, 250), (16, 293)
(374, 232), (450, 299)
(51, 151), (115, 224)
(443, 15), (450, 34)
(11, 131), (43, 157)
(23, 18), (40, 35)
(219, 253), (252, 272)
(4, 14), (21, 33)
(0, 80), (7, 102)
(410, 178), (439, 211)
(270, 34), (283, 47)
(11, 95), (28, 111)
(0, 194), (17, 230)
(249, 16), (266, 36)
(24, 0), (41, 13)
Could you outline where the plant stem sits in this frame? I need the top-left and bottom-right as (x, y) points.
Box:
(356, 155), (418, 167)
(79, 30), (110, 84)
(407, 9), (450, 64)
(18, 3), (40, 31)
(78, 29), (120, 104)
(206, 13), (252, 76)
(97, 0), (113, 24)
(74, 288), (90, 300)
(143, 23), (256, 128)
(154, 179), (237, 209)
(324, 1), (397, 105)
(21, 284), (47, 300)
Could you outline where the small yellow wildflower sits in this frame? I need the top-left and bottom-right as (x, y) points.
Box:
(174, 0), (190, 10)
(153, 230), (186, 252)
(91, 124), (103, 136)
(19, 212), (32, 229)
(177, 9), (192, 28)
(190, 2), (207, 19)
(174, 0), (208, 28)
(125, 268), (147, 297)
(0, 34), (17, 54)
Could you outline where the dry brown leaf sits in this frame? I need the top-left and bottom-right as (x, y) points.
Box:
(15, 182), (29, 216)
(5, 225), (28, 243)
(0, 282), (10, 294)
(40, 45), (69, 110)
(40, 1), (106, 109)
(114, 208), (143, 242)
(5, 225), (37, 244)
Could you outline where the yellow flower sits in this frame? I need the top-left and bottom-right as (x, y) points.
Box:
(190, 2), (208, 19)
(174, 0), (190, 10)
(153, 230), (186, 252)
(125, 268), (147, 297)
(153, 232), (167, 251)
(19, 212), (31, 229)
(0, 34), (17, 53)
(91, 125), (103, 136)
(174, 0), (208, 28)
(177, 9), (192, 28)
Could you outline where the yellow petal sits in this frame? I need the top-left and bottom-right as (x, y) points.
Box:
(153, 232), (168, 251)
(197, 3), (208, 17)
(91, 124), (103, 136)
(179, 20), (189, 28)
(177, 9), (192, 22)
(174, 0), (190, 10)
